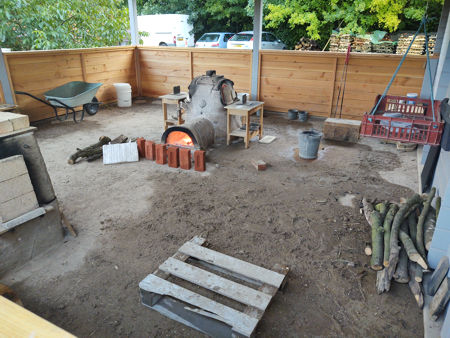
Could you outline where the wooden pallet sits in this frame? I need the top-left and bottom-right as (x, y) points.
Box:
(139, 236), (289, 337)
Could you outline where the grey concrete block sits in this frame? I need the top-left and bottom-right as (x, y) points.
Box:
(0, 155), (28, 182)
(0, 130), (55, 204)
(0, 199), (63, 276)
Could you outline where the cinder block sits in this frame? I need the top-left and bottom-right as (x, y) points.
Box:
(136, 137), (146, 158)
(0, 155), (28, 182)
(167, 147), (179, 168)
(0, 191), (39, 222)
(194, 150), (205, 172)
(179, 148), (191, 170)
(145, 141), (156, 160)
(0, 174), (35, 204)
(155, 144), (167, 165)
(0, 112), (29, 131)
(323, 118), (361, 143)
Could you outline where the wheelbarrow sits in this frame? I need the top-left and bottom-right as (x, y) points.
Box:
(15, 81), (102, 123)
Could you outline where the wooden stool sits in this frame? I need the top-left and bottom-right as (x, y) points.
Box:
(160, 93), (188, 130)
(225, 101), (264, 149)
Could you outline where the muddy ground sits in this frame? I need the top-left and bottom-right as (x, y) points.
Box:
(1, 99), (422, 337)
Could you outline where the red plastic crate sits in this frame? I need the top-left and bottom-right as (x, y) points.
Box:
(360, 95), (444, 145)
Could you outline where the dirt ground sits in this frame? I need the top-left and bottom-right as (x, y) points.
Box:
(1, 99), (423, 337)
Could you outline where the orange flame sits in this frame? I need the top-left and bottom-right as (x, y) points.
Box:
(166, 131), (194, 147)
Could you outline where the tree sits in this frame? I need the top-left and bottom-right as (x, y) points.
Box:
(0, 0), (130, 50)
(265, 0), (443, 49)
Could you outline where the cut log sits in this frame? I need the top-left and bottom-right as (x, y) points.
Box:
(427, 256), (449, 296)
(436, 196), (441, 219)
(414, 263), (423, 283)
(399, 230), (428, 269)
(375, 202), (388, 221)
(383, 204), (398, 267)
(417, 187), (436, 258)
(365, 243), (372, 256)
(424, 207), (436, 251)
(362, 198), (374, 225)
(369, 205), (384, 271)
(379, 194), (422, 293)
(86, 134), (128, 162)
(68, 136), (111, 164)
(408, 261), (424, 309)
(430, 277), (450, 320)
(408, 212), (417, 247)
(393, 246), (409, 283)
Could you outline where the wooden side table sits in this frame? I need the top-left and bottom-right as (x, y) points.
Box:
(225, 101), (264, 149)
(160, 93), (188, 130)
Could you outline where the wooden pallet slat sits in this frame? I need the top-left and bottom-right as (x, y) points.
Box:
(139, 236), (288, 337)
(139, 274), (258, 337)
(159, 257), (272, 310)
(178, 241), (285, 288)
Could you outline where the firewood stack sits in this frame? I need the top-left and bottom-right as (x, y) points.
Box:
(338, 34), (353, 52)
(372, 41), (396, 54)
(295, 37), (320, 51)
(362, 189), (449, 321)
(329, 34), (340, 52)
(351, 36), (371, 53)
(396, 33), (426, 55)
(427, 34), (437, 54)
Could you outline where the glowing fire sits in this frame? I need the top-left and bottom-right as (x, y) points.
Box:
(167, 131), (194, 147)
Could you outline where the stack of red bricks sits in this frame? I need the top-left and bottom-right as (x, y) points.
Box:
(136, 138), (205, 172)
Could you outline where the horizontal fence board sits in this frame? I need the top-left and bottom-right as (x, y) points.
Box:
(4, 47), (428, 121)
(6, 46), (136, 121)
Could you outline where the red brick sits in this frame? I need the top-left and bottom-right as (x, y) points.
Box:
(145, 141), (155, 160)
(179, 148), (191, 170)
(167, 147), (179, 168)
(155, 144), (167, 164)
(194, 150), (205, 172)
(136, 137), (146, 158)
(251, 159), (267, 171)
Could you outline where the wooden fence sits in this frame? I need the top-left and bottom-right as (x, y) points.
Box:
(1, 46), (429, 121)
(2, 46), (137, 121)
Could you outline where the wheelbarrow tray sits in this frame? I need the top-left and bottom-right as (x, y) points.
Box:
(44, 81), (102, 108)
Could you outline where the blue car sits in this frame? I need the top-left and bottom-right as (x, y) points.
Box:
(195, 32), (235, 48)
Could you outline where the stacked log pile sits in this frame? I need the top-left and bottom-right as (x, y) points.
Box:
(295, 37), (320, 51)
(362, 189), (448, 320)
(351, 36), (371, 53)
(396, 33), (426, 55)
(329, 34), (340, 52)
(372, 41), (396, 54)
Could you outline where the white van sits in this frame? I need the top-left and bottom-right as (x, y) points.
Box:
(137, 14), (194, 47)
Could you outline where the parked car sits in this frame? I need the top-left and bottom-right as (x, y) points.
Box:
(137, 14), (194, 47)
(227, 31), (286, 50)
(195, 32), (235, 48)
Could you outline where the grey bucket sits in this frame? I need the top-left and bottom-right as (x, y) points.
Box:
(298, 129), (322, 159)
(288, 109), (298, 120)
(298, 111), (308, 122)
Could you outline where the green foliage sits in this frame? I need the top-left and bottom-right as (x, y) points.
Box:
(0, 0), (129, 50)
(265, 0), (444, 48)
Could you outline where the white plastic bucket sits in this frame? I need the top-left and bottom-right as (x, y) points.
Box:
(407, 93), (418, 104)
(113, 83), (132, 107)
